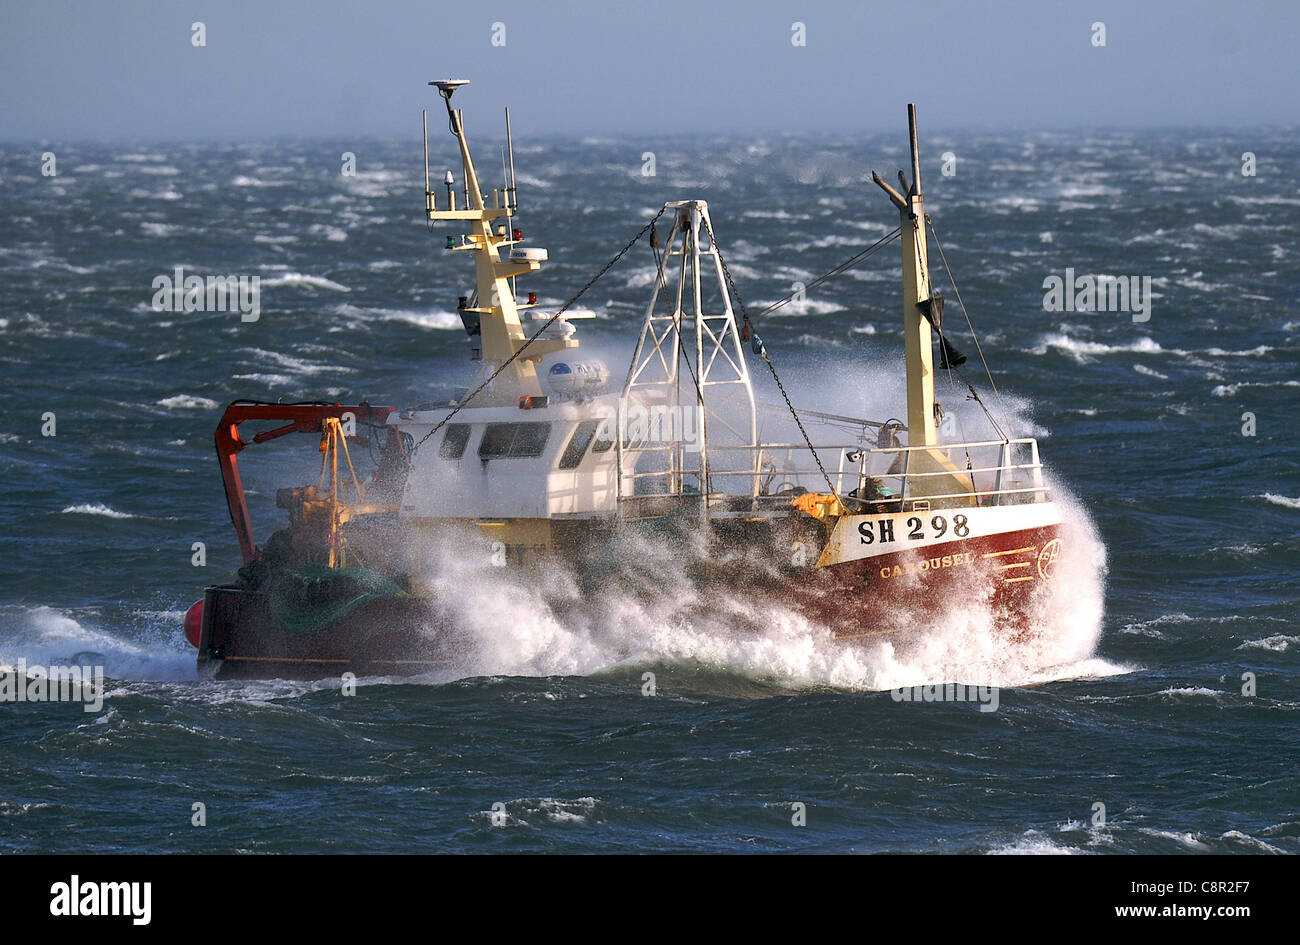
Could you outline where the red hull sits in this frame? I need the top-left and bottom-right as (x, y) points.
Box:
(790, 523), (1062, 641)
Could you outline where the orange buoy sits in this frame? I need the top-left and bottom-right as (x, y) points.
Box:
(184, 599), (204, 648)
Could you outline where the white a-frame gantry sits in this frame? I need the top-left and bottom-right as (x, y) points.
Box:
(619, 200), (759, 518)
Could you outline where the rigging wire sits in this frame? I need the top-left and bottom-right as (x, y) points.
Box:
(925, 215), (1017, 439)
(406, 200), (920, 506)
(753, 228), (901, 319)
(909, 213), (1009, 441)
(701, 215), (841, 500)
(407, 207), (669, 460)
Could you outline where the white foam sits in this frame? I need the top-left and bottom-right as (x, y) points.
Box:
(365, 308), (462, 331)
(0, 605), (196, 681)
(61, 503), (134, 519)
(231, 175), (287, 188)
(157, 394), (218, 410)
(128, 188), (182, 201)
(1178, 274), (1231, 292)
(1219, 830), (1286, 853)
(741, 208), (811, 222)
(398, 469), (1109, 693)
(987, 831), (1079, 855)
(1203, 345), (1273, 357)
(1157, 687), (1223, 700)
(511, 172), (550, 190)
(232, 372), (293, 387)
(992, 194), (1042, 212)
(140, 221), (181, 237)
(1215, 543), (1262, 557)
(1259, 493), (1300, 509)
(1238, 635), (1299, 653)
(797, 333), (844, 347)
(1213, 380), (1300, 397)
(308, 224), (348, 242)
(243, 347), (354, 376)
(1138, 828), (1211, 850)
(1133, 364), (1168, 379)
(1030, 333), (1163, 363)
(1056, 183), (1121, 200)
(258, 272), (350, 292)
(499, 796), (601, 826)
(759, 296), (846, 316)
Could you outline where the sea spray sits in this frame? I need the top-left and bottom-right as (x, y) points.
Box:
(397, 470), (1111, 692)
(381, 341), (1112, 692)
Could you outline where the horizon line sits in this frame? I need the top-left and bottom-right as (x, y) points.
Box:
(2, 120), (1297, 149)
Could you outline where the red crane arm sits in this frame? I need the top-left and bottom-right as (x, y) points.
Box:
(213, 402), (398, 564)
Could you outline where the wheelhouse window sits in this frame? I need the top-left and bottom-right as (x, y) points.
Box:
(478, 422), (551, 459)
(439, 423), (471, 459)
(592, 419), (615, 453)
(559, 421), (598, 469)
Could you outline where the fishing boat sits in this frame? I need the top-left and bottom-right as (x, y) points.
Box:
(185, 80), (1062, 679)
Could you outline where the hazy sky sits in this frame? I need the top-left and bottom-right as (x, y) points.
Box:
(2, 0), (1297, 142)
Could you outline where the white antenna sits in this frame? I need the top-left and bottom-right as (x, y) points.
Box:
(502, 143), (516, 303)
(505, 105), (518, 305)
(501, 144), (509, 207)
(422, 108), (431, 213)
(505, 106), (517, 211)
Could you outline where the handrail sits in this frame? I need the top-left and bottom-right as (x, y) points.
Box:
(875, 461), (1043, 480)
(614, 435), (1050, 509)
(870, 437), (1039, 453)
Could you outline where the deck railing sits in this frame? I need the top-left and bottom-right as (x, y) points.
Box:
(615, 437), (1049, 516)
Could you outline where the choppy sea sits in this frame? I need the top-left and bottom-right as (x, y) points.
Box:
(0, 128), (1296, 853)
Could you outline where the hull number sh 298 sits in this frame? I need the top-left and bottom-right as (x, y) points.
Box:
(859, 513), (970, 544)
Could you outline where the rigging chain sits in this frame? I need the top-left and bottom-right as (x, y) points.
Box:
(701, 215), (841, 500)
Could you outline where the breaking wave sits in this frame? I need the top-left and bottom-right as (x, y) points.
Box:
(1029, 333), (1163, 362)
(400, 475), (1110, 693)
(258, 272), (350, 292)
(60, 503), (134, 519)
(157, 394), (218, 410)
(0, 605), (194, 681)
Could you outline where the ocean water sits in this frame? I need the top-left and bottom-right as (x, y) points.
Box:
(0, 128), (1296, 853)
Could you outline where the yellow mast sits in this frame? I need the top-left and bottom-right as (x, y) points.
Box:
(424, 80), (576, 405)
(872, 105), (974, 507)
